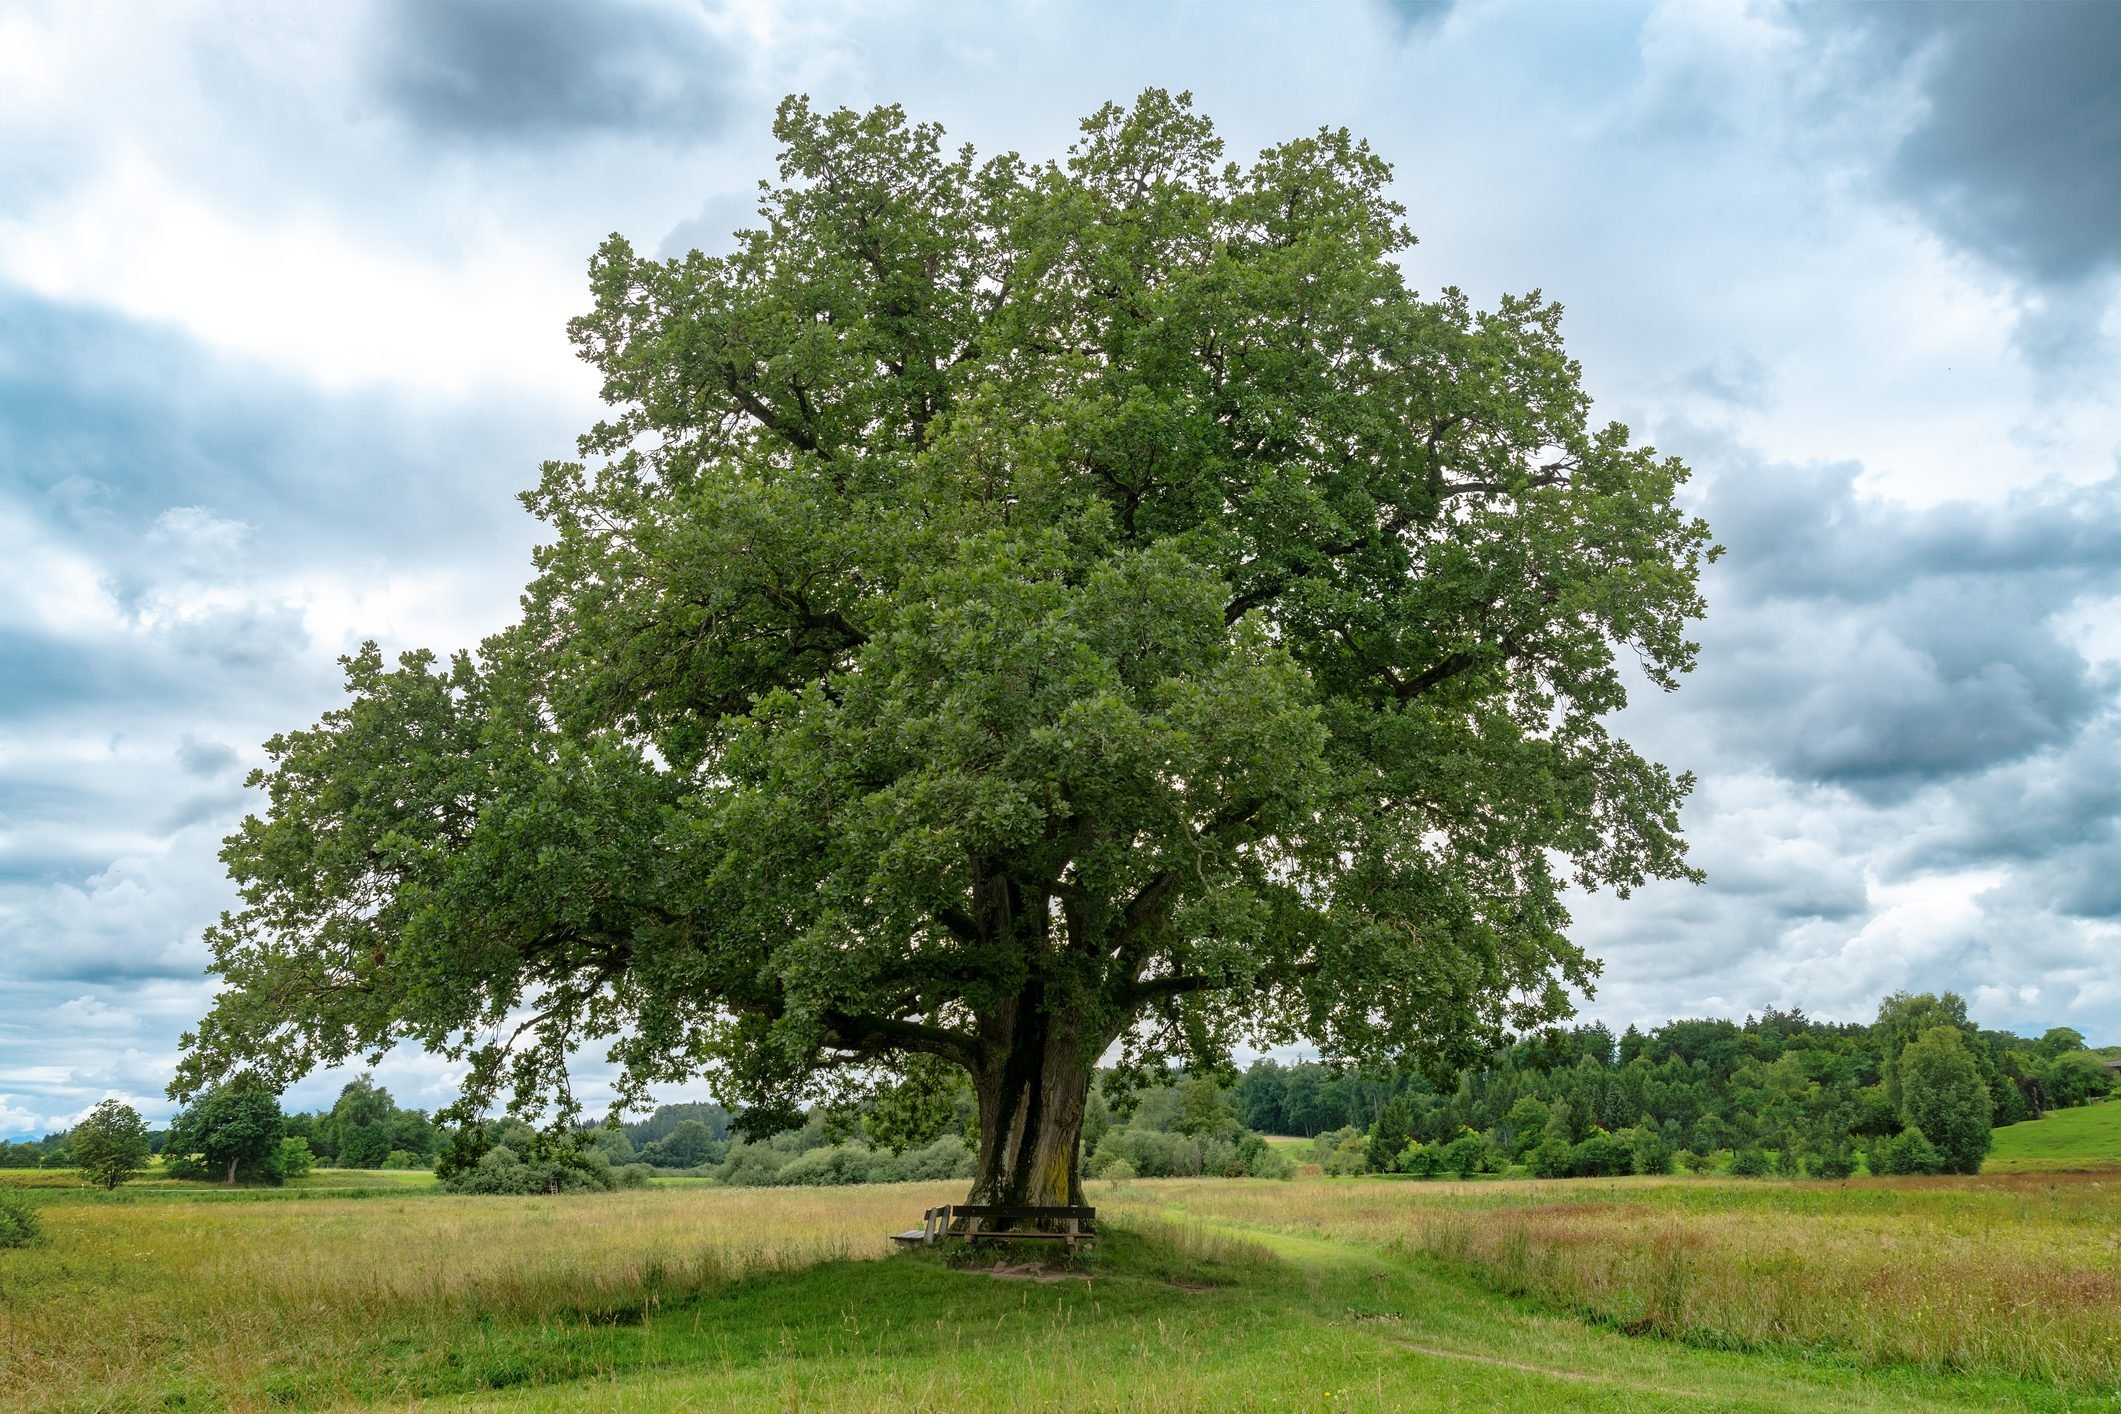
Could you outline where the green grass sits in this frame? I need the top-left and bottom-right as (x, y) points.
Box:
(0, 1164), (441, 1200)
(1, 1172), (2117, 1410)
(1988, 1100), (2121, 1172)
(454, 1227), (2078, 1413)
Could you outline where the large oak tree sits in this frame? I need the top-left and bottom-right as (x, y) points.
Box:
(175, 93), (1715, 1212)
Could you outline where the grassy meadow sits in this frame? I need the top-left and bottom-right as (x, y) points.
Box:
(4, 1163), (2121, 1410)
(1989, 1100), (2121, 1173)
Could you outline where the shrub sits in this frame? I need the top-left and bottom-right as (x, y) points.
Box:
(1771, 1147), (1802, 1178)
(1530, 1137), (1574, 1178)
(278, 1136), (315, 1178)
(1728, 1147), (1770, 1177)
(1676, 1148), (1714, 1175)
(1570, 1129), (1632, 1178)
(1241, 1137), (1297, 1179)
(897, 1133), (976, 1181)
(1398, 1142), (1442, 1178)
(0, 1194), (41, 1248)
(1874, 1125), (1945, 1176)
(1809, 1142), (1858, 1179)
(1311, 1127), (1369, 1177)
(1099, 1158), (1138, 1182)
(769, 1144), (892, 1186)
(615, 1163), (653, 1189)
(1441, 1130), (1491, 1178)
(442, 1144), (618, 1195)
(381, 1149), (417, 1170)
(714, 1142), (790, 1186)
(1627, 1126), (1675, 1176)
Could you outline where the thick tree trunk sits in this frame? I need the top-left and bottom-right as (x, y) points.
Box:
(225, 1155), (239, 1185)
(965, 995), (1090, 1225)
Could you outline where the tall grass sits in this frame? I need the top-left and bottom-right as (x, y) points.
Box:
(1097, 1173), (2121, 1388)
(0, 1180), (960, 1408)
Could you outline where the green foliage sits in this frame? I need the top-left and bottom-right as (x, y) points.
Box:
(2035, 1027), (2087, 1059)
(164, 1082), (287, 1185)
(277, 1136), (315, 1178)
(1897, 1026), (1991, 1175)
(619, 1103), (731, 1149)
(1173, 1077), (1241, 1140)
(70, 1099), (152, 1191)
(1367, 1094), (1415, 1173)
(174, 93), (1715, 1205)
(1626, 1125), (1675, 1176)
(1529, 1137), (1574, 1178)
(328, 1075), (397, 1169)
(1870, 1126), (1946, 1177)
(1216, 994), (2108, 1187)
(863, 1055), (974, 1154)
(443, 1145), (620, 1195)
(1396, 1142), (1441, 1178)
(1569, 1129), (1632, 1178)
(651, 1120), (721, 1169)
(1728, 1147), (1770, 1178)
(1500, 1096), (1551, 1159)
(0, 1193), (41, 1248)
(2043, 1050), (2114, 1108)
(1808, 1141), (1858, 1180)
(584, 1127), (635, 1165)
(1439, 1129), (1492, 1178)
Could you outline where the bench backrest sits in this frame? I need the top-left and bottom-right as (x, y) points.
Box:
(924, 1203), (1097, 1223)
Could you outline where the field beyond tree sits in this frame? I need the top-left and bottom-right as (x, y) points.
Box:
(4, 1163), (2120, 1410)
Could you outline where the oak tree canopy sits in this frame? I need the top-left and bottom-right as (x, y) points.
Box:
(175, 92), (1715, 1209)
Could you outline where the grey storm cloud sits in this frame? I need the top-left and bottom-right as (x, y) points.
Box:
(372, 0), (740, 144)
(1689, 453), (2121, 801)
(1832, 2), (2121, 287)
(1904, 711), (2121, 923)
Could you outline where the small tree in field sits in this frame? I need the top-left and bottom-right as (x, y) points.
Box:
(170, 92), (1714, 1213)
(1897, 1026), (1991, 1175)
(1367, 1094), (1416, 1174)
(71, 1099), (152, 1190)
(165, 1083), (286, 1185)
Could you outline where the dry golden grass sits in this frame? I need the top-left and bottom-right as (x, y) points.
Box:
(1096, 1172), (2121, 1387)
(0, 1180), (961, 1409)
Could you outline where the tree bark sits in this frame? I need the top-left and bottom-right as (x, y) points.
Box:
(965, 993), (1090, 1226)
(225, 1155), (239, 1185)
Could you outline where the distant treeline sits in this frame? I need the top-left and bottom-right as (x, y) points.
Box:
(11, 992), (2111, 1190)
(1246, 993), (2114, 1180)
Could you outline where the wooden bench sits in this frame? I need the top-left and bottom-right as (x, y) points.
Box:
(890, 1203), (1097, 1254)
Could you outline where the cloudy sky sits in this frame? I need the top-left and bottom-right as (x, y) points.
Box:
(3, 0), (2118, 1137)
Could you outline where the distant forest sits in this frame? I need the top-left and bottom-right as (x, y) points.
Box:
(6, 992), (2112, 1186)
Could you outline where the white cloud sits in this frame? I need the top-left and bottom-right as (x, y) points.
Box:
(0, 154), (591, 398)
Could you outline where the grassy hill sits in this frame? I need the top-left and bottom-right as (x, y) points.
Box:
(1986, 1098), (2121, 1173)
